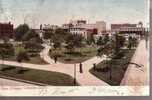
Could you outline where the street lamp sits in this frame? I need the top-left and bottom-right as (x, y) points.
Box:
(74, 63), (76, 85)
(79, 62), (83, 73)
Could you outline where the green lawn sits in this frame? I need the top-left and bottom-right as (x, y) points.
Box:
(50, 46), (98, 64)
(89, 49), (136, 86)
(0, 64), (78, 86)
(0, 45), (48, 65)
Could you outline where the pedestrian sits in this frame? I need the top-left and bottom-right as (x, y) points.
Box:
(79, 63), (83, 73)
(54, 56), (58, 63)
(93, 63), (96, 71)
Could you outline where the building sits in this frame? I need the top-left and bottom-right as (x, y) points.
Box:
(62, 20), (106, 38)
(42, 24), (59, 31)
(0, 22), (14, 39)
(95, 21), (106, 33)
(111, 22), (147, 38)
(111, 23), (137, 32)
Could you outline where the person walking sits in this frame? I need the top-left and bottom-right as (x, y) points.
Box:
(54, 56), (58, 63)
(93, 63), (96, 71)
(79, 63), (83, 73)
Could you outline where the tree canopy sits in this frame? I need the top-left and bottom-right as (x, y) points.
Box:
(14, 24), (30, 41)
(22, 29), (39, 41)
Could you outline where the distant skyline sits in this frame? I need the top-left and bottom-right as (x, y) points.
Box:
(0, 0), (149, 29)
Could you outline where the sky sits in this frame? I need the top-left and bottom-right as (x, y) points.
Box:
(0, 0), (149, 29)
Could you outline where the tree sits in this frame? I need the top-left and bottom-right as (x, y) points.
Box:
(0, 43), (15, 57)
(97, 40), (115, 58)
(114, 34), (126, 55)
(53, 41), (61, 50)
(103, 34), (110, 45)
(43, 29), (54, 39)
(24, 41), (44, 52)
(29, 37), (43, 44)
(73, 34), (84, 48)
(0, 48), (5, 65)
(14, 24), (30, 41)
(96, 36), (104, 46)
(97, 34), (126, 80)
(97, 41), (115, 80)
(87, 34), (95, 45)
(127, 36), (138, 49)
(132, 37), (138, 47)
(55, 28), (71, 43)
(65, 42), (75, 53)
(22, 29), (39, 41)
(128, 36), (132, 50)
(65, 34), (84, 52)
(98, 34), (125, 57)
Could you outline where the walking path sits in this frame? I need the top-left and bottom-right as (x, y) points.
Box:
(121, 39), (149, 86)
(0, 39), (149, 86)
(0, 44), (109, 86)
(40, 44), (59, 64)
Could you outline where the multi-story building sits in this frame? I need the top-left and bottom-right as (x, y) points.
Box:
(111, 23), (137, 32)
(0, 22), (14, 39)
(111, 22), (147, 38)
(62, 20), (106, 38)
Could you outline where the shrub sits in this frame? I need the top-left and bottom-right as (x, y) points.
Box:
(0, 43), (15, 57)
(16, 50), (30, 62)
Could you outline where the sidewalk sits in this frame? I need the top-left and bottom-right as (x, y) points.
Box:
(121, 40), (149, 86)
(40, 44), (109, 86)
(0, 44), (109, 86)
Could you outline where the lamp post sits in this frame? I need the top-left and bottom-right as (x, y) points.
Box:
(79, 62), (83, 73)
(74, 63), (76, 85)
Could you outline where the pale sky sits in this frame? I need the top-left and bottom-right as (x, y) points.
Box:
(0, 0), (149, 29)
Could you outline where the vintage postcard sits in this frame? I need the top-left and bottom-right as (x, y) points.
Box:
(0, 0), (150, 96)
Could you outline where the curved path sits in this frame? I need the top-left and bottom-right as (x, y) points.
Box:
(40, 44), (109, 86)
(0, 43), (109, 86)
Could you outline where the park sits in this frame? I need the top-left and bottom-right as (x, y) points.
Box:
(0, 22), (149, 86)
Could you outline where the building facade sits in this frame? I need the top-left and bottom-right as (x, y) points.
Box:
(0, 22), (14, 38)
(111, 23), (137, 32)
(111, 22), (147, 37)
(62, 20), (106, 38)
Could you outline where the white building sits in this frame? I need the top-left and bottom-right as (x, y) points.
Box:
(63, 20), (106, 38)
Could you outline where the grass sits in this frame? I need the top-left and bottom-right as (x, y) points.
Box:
(89, 49), (136, 86)
(0, 64), (78, 86)
(0, 45), (48, 65)
(50, 46), (98, 64)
